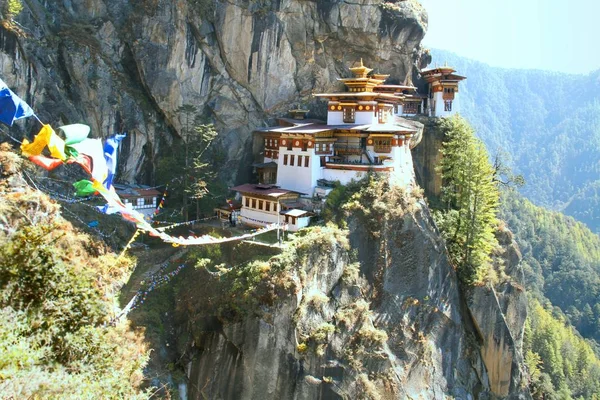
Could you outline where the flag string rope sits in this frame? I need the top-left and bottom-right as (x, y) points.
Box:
(1, 78), (289, 246)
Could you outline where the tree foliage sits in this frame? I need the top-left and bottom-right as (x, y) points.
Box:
(525, 298), (600, 399)
(2, 0), (23, 18)
(501, 189), (600, 342)
(0, 145), (148, 398)
(156, 105), (223, 220)
(434, 115), (500, 285)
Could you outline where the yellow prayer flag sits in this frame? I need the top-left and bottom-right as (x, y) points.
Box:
(21, 124), (67, 160)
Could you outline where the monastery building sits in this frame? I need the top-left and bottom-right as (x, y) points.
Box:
(231, 61), (465, 231)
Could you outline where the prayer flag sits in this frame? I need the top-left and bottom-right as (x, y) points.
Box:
(71, 138), (108, 182)
(59, 124), (90, 145)
(73, 180), (97, 196)
(29, 155), (64, 171)
(0, 79), (34, 126)
(21, 124), (67, 160)
(103, 133), (126, 189)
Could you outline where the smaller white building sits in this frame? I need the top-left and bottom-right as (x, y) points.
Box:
(231, 183), (311, 232)
(421, 66), (466, 118)
(114, 184), (161, 217)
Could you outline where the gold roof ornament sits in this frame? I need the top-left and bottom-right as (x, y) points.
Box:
(372, 73), (390, 81)
(349, 58), (373, 78)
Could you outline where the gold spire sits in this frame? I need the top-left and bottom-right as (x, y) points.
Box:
(349, 59), (373, 78)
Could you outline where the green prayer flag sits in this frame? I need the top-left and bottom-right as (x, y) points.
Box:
(73, 179), (96, 196)
(59, 124), (90, 145)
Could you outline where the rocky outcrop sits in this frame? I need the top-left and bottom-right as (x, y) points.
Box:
(1, 0), (429, 184)
(154, 182), (531, 399)
(466, 228), (529, 399)
(411, 116), (445, 202)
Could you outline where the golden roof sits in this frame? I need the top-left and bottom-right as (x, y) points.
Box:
(349, 59), (373, 78)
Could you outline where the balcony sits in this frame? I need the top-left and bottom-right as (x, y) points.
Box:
(373, 145), (392, 153)
(335, 144), (363, 155)
(327, 157), (383, 166)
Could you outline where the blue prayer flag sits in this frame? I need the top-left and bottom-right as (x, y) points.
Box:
(103, 133), (126, 189)
(0, 79), (34, 126)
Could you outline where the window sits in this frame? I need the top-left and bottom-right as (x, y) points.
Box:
(144, 197), (153, 206)
(287, 140), (293, 150)
(266, 202), (271, 212)
(258, 200), (263, 210)
(251, 199), (257, 209)
(378, 109), (387, 124)
(290, 155), (295, 166)
(403, 102), (418, 114)
(305, 156), (309, 167)
(444, 100), (452, 112)
(245, 197), (250, 207)
(343, 107), (355, 123)
(283, 154), (288, 165)
(297, 155), (303, 166)
(137, 198), (144, 207)
(302, 140), (308, 151)
(274, 139), (278, 147)
(320, 156), (326, 167)
(374, 138), (392, 153)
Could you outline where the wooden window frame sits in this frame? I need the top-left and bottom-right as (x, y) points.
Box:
(305, 156), (309, 167)
(251, 198), (257, 209)
(343, 107), (355, 123)
(297, 155), (303, 166)
(258, 200), (264, 210)
(290, 155), (295, 166)
(283, 154), (288, 165)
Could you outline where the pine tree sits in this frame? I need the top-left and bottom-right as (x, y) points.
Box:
(435, 115), (500, 284)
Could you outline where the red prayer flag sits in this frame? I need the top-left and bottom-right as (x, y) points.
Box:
(28, 155), (63, 171)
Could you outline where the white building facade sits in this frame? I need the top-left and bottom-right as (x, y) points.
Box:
(421, 66), (466, 118)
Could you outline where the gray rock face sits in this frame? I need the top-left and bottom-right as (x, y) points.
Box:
(175, 198), (530, 399)
(466, 228), (529, 399)
(1, 0), (429, 184)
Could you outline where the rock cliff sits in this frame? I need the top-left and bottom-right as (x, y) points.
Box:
(1, 0), (429, 184)
(132, 179), (530, 399)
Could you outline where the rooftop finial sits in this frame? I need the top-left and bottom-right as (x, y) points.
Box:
(360, 58), (364, 67)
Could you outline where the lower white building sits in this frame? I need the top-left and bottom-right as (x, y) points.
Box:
(231, 183), (312, 232)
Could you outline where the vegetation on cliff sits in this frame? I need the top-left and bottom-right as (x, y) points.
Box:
(0, 144), (148, 399)
(156, 111), (226, 221)
(433, 115), (500, 285)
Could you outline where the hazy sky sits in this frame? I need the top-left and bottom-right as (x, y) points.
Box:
(419, 0), (600, 74)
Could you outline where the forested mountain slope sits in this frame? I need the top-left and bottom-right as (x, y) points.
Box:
(430, 49), (600, 233)
(501, 189), (600, 343)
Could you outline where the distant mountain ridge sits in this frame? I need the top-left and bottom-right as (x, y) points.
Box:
(429, 49), (600, 233)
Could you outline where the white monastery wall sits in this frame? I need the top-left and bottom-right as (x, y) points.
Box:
(322, 168), (366, 185)
(432, 92), (459, 117)
(355, 111), (377, 125)
(327, 111), (344, 125)
(295, 216), (311, 230)
(276, 147), (317, 195)
(240, 207), (281, 226)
